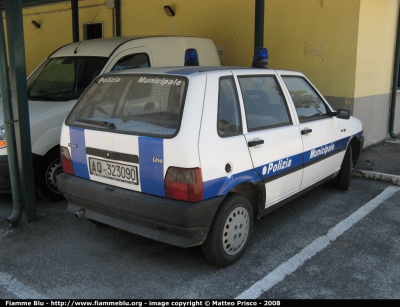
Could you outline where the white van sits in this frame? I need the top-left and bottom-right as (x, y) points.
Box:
(0, 36), (220, 201)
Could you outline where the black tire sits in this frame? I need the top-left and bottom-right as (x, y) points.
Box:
(202, 193), (253, 268)
(36, 148), (65, 202)
(337, 145), (353, 190)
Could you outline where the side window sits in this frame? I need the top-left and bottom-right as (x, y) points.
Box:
(217, 77), (242, 137)
(111, 53), (150, 71)
(238, 75), (291, 132)
(282, 76), (328, 123)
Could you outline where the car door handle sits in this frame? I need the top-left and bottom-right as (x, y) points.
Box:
(248, 140), (264, 147)
(301, 128), (312, 135)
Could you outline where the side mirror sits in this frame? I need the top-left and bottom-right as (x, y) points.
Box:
(336, 109), (350, 119)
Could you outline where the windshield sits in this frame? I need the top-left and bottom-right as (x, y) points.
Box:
(66, 74), (188, 138)
(27, 56), (108, 101)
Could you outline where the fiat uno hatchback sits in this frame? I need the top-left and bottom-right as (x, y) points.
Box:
(57, 49), (364, 267)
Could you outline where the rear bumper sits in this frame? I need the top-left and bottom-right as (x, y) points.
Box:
(57, 172), (224, 247)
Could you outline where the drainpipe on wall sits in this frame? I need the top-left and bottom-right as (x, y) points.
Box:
(254, 0), (264, 50)
(115, 0), (121, 37)
(389, 5), (400, 139)
(0, 10), (23, 226)
(71, 0), (79, 42)
(5, 0), (37, 223)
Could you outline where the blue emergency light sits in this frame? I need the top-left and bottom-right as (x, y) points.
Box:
(184, 48), (199, 66)
(252, 47), (269, 69)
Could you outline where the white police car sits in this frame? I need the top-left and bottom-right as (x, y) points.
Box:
(57, 49), (364, 267)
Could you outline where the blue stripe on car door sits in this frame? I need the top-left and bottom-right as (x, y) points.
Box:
(69, 127), (90, 179)
(303, 137), (350, 165)
(139, 136), (165, 197)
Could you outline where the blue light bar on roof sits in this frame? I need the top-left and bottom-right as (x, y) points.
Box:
(184, 48), (199, 66)
(252, 47), (269, 69)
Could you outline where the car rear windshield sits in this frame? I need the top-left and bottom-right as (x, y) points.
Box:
(66, 74), (188, 138)
(27, 56), (108, 101)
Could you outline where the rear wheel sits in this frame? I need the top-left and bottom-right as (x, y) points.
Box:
(36, 148), (65, 202)
(202, 194), (253, 268)
(337, 145), (353, 190)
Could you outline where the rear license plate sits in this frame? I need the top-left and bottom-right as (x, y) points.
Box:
(89, 157), (139, 185)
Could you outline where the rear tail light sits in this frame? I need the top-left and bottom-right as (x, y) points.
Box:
(165, 167), (203, 202)
(60, 146), (75, 175)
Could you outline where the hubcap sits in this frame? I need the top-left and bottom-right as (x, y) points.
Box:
(222, 206), (250, 255)
(46, 158), (63, 194)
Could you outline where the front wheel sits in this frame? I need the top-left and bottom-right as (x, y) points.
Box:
(337, 145), (353, 190)
(202, 194), (253, 268)
(36, 148), (65, 202)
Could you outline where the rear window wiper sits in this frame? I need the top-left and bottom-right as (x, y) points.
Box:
(76, 119), (116, 129)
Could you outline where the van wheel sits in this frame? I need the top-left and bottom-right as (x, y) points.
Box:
(202, 194), (253, 268)
(36, 148), (65, 202)
(337, 145), (353, 190)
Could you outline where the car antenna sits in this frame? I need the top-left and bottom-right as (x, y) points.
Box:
(74, 9), (101, 54)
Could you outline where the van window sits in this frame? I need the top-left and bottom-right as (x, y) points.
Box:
(66, 74), (187, 138)
(27, 56), (108, 101)
(111, 53), (150, 71)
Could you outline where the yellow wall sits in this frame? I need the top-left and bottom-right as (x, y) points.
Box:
(355, 0), (398, 98)
(3, 0), (399, 100)
(22, 2), (72, 75)
(120, 0), (255, 67)
(17, 0), (114, 75)
(265, 0), (360, 99)
(13, 0), (255, 74)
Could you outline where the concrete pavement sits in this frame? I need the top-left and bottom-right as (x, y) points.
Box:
(352, 138), (400, 185)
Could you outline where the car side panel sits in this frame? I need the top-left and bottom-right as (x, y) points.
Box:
(233, 71), (304, 208)
(299, 117), (344, 188)
(244, 127), (304, 207)
(198, 72), (258, 199)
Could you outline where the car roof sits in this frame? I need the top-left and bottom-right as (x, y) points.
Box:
(101, 66), (304, 77)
